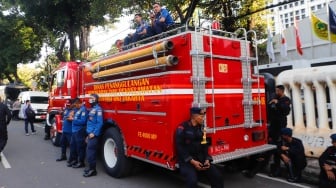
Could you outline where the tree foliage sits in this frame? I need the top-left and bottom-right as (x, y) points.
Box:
(14, 0), (128, 61)
(0, 11), (43, 82)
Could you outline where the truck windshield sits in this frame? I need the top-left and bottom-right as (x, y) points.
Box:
(30, 96), (49, 104)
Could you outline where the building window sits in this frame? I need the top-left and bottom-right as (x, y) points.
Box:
(284, 5), (287, 9)
(295, 2), (298, 6)
(301, 0), (304, 5)
(279, 6), (282, 11)
(290, 3), (293, 8)
(311, 6), (315, 11)
(301, 9), (305, 14)
(302, 15), (305, 19)
(296, 10), (299, 15)
(290, 12), (293, 16)
(317, 4), (322, 9)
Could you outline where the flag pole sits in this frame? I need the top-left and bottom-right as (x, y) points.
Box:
(267, 15), (271, 64)
(308, 0), (314, 60)
(278, 10), (283, 62)
(327, 0), (332, 56)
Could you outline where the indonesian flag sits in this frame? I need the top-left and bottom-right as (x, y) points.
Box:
(294, 20), (303, 56)
(280, 31), (287, 57)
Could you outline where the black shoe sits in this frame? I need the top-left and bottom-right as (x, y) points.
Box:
(287, 177), (300, 183)
(56, 155), (67, 162)
(44, 135), (50, 140)
(242, 170), (255, 178)
(67, 160), (77, 167)
(72, 162), (85, 168)
(84, 167), (90, 173)
(83, 169), (97, 177)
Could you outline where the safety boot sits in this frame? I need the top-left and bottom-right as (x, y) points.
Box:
(56, 154), (67, 162)
(72, 161), (85, 168)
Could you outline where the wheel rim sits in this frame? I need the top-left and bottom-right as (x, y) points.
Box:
(104, 138), (118, 168)
(50, 121), (57, 143)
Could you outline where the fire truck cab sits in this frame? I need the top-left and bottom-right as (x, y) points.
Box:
(47, 22), (275, 178)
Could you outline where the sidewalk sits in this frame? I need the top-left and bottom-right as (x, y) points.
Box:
(302, 158), (320, 185)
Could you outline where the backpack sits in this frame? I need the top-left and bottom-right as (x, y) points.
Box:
(25, 107), (35, 119)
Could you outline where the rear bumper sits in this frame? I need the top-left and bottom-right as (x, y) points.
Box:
(35, 113), (47, 120)
(212, 144), (276, 164)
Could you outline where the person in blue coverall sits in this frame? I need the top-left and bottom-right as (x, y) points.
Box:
(152, 2), (175, 35)
(83, 94), (103, 177)
(56, 99), (73, 161)
(67, 98), (88, 168)
(175, 107), (223, 188)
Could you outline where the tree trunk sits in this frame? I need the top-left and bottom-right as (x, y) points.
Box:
(4, 73), (13, 83)
(56, 36), (67, 62)
(79, 26), (90, 60)
(68, 27), (76, 61)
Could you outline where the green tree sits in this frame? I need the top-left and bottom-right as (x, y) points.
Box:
(10, 0), (128, 61)
(0, 11), (43, 82)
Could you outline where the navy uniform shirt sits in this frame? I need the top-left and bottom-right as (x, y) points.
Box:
(62, 107), (73, 133)
(175, 120), (212, 164)
(319, 146), (336, 178)
(72, 105), (88, 133)
(282, 137), (307, 169)
(86, 104), (103, 136)
(0, 102), (11, 127)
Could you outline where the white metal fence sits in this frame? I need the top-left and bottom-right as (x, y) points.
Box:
(277, 65), (336, 158)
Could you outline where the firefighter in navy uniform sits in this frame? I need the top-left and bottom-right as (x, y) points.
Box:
(268, 85), (291, 177)
(68, 98), (88, 168)
(83, 94), (103, 177)
(175, 107), (223, 188)
(278, 128), (307, 183)
(0, 97), (11, 157)
(319, 134), (336, 188)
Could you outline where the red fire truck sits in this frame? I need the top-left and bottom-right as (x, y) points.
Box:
(46, 23), (275, 177)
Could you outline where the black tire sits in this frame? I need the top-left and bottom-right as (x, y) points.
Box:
(50, 117), (61, 147)
(101, 127), (133, 178)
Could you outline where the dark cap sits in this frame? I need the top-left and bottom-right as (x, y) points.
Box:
(90, 94), (99, 102)
(330, 133), (336, 142)
(190, 107), (205, 115)
(134, 13), (142, 17)
(72, 98), (81, 104)
(281, 128), (292, 137)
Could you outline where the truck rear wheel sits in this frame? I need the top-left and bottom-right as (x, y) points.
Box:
(50, 117), (61, 146)
(101, 127), (132, 178)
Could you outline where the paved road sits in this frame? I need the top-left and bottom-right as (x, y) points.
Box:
(0, 120), (318, 188)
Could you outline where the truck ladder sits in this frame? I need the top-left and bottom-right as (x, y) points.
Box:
(190, 28), (212, 109)
(238, 29), (262, 128)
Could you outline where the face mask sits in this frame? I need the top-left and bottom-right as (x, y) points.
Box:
(89, 98), (95, 104)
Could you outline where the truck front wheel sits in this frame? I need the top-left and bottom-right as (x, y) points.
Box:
(50, 117), (61, 146)
(101, 127), (132, 178)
